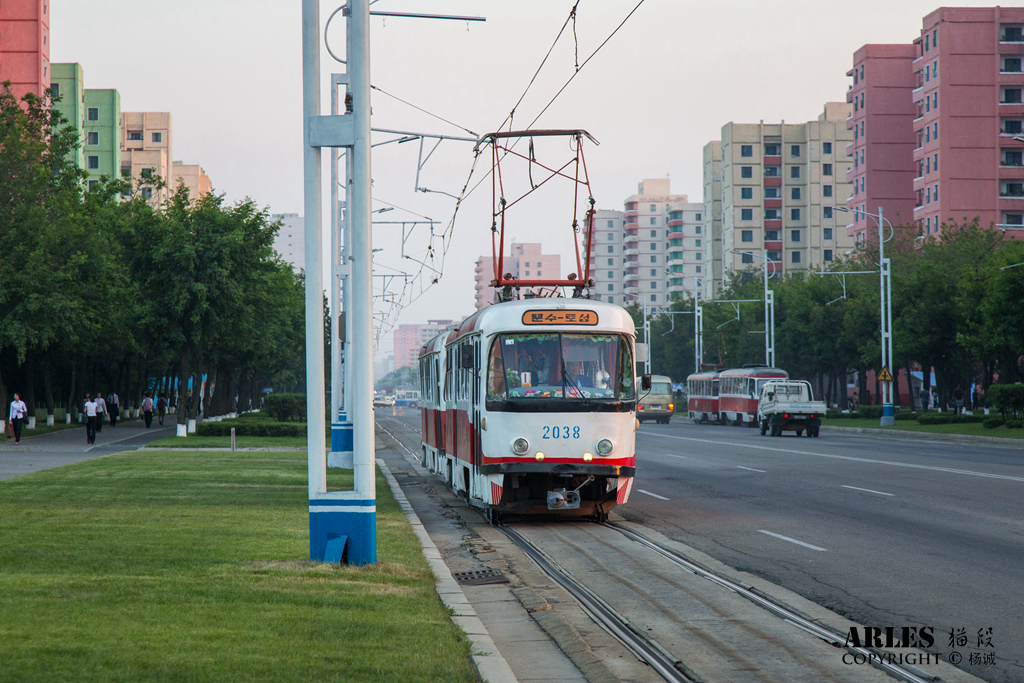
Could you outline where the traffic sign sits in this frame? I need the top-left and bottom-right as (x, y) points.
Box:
(877, 366), (893, 382)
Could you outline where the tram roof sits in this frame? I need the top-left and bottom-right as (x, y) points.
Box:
(719, 367), (789, 378)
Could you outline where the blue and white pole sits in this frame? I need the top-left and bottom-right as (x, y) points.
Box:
(302, 0), (376, 564)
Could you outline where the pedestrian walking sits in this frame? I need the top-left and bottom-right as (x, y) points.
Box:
(142, 393), (154, 429)
(8, 392), (28, 445)
(83, 394), (99, 445)
(94, 392), (106, 433)
(953, 385), (964, 415)
(919, 386), (929, 412)
(108, 391), (120, 427)
(156, 393), (168, 426)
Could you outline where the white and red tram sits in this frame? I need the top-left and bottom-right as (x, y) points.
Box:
(418, 298), (639, 521)
(686, 370), (722, 423)
(718, 366), (789, 426)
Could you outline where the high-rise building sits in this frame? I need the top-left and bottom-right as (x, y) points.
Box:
(666, 202), (705, 300)
(271, 213), (304, 272)
(393, 320), (454, 370)
(50, 62), (84, 169)
(845, 45), (918, 245)
(473, 243), (562, 309)
(703, 104), (856, 293)
(171, 161), (213, 203)
(702, 142), (724, 299)
(120, 111), (172, 206)
(582, 209), (624, 304)
(621, 179), (688, 311)
(912, 7), (1024, 235)
(84, 89), (121, 192)
(0, 0), (50, 102)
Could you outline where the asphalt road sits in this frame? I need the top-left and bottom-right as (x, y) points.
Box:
(387, 408), (1023, 683)
(0, 420), (176, 480)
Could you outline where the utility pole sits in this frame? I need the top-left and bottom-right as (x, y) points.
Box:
(878, 206), (895, 426)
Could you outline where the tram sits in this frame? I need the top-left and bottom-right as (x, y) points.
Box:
(718, 366), (789, 426)
(394, 389), (421, 408)
(686, 370), (722, 423)
(419, 298), (639, 521)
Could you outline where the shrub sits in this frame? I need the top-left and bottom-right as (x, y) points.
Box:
(196, 417), (306, 437)
(825, 410), (848, 419)
(1006, 419), (1024, 429)
(983, 416), (1005, 429)
(917, 413), (984, 426)
(856, 405), (883, 419)
(894, 412), (917, 421)
(263, 393), (306, 422)
(986, 384), (1024, 418)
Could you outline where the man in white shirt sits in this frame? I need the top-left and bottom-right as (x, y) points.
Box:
(83, 394), (99, 445)
(8, 392), (28, 445)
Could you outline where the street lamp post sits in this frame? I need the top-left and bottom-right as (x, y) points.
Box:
(727, 249), (775, 368)
(836, 205), (896, 427)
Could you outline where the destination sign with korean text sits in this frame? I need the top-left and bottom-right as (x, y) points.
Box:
(522, 310), (599, 326)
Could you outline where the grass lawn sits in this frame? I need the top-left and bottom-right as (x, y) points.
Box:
(145, 435), (308, 449)
(821, 416), (1024, 440)
(0, 450), (476, 682)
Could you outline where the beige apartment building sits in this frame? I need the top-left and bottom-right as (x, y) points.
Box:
(473, 242), (561, 309)
(703, 103), (856, 294)
(171, 161), (213, 203)
(120, 112), (172, 206)
(702, 142), (724, 299)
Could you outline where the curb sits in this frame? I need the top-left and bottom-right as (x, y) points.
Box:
(376, 456), (518, 683)
(820, 424), (1024, 447)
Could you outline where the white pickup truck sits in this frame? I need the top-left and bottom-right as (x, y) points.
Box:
(757, 380), (826, 437)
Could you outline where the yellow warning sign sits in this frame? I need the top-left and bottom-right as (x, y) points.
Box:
(877, 366), (893, 382)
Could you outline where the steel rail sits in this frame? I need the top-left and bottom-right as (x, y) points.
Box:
(604, 522), (936, 683)
(499, 524), (695, 683)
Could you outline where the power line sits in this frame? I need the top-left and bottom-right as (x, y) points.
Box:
(371, 85), (478, 137)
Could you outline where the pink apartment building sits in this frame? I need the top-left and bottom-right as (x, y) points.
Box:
(846, 44), (919, 245)
(393, 320), (454, 370)
(0, 0), (50, 102)
(473, 243), (561, 309)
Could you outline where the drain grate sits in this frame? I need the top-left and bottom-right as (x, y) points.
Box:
(452, 569), (510, 586)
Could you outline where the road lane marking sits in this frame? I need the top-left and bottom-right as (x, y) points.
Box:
(736, 466), (766, 473)
(638, 489), (670, 500)
(841, 485), (894, 496)
(662, 454), (687, 459)
(86, 426), (175, 452)
(758, 530), (828, 551)
(642, 433), (1024, 483)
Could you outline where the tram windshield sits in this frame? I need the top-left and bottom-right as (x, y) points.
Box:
(487, 333), (635, 401)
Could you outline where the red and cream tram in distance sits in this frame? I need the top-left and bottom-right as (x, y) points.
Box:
(719, 366), (789, 426)
(686, 370), (721, 423)
(419, 298), (639, 521)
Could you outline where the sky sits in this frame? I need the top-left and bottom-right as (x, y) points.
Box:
(51, 0), (1000, 359)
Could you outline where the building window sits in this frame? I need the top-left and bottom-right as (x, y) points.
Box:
(741, 252), (754, 264)
(741, 187), (753, 199)
(87, 156), (99, 169)
(607, 284), (614, 292)
(934, 153), (938, 171)
(607, 258), (614, 266)
(86, 131), (99, 145)
(791, 251), (802, 264)
(650, 217), (657, 226)
(822, 163), (833, 176)
(741, 145), (753, 157)
(741, 230), (753, 243)
(765, 187), (780, 199)
(791, 187), (801, 200)
(764, 144), (780, 156)
(607, 220), (614, 228)
(741, 166), (753, 178)
(142, 188), (154, 200)
(128, 131), (143, 141)
(767, 250), (781, 262)
(87, 107), (99, 121)
(933, 60), (938, 78)
(152, 132), (163, 143)
(764, 166), (781, 177)
(695, 226), (701, 234)
(790, 166), (801, 179)
(607, 246), (614, 253)
(696, 266), (702, 273)
(1004, 57), (1022, 73)
(790, 208), (801, 221)
(695, 213), (701, 221)
(934, 184), (939, 202)
(933, 122), (938, 139)
(51, 83), (60, 99)
(1005, 119), (1023, 135)
(824, 207), (833, 219)
(824, 249), (833, 262)
(695, 252), (701, 260)
(607, 296), (614, 303)
(824, 228), (833, 240)
(926, 187), (931, 204)
(823, 185), (833, 198)
(791, 229), (801, 242)
(649, 269), (656, 277)
(650, 254), (657, 262)
(765, 229), (779, 241)
(650, 294), (657, 302)
(650, 282), (657, 290)
(88, 180), (98, 192)
(650, 243), (657, 250)
(608, 271), (614, 278)
(741, 208), (753, 221)
(695, 239), (702, 247)
(791, 145), (800, 157)
(765, 209), (780, 220)
(823, 142), (832, 154)
(650, 230), (657, 237)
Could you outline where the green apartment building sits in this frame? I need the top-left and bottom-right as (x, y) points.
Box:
(82, 89), (121, 191)
(50, 62), (84, 170)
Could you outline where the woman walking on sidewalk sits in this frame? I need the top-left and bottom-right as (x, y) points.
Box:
(8, 393), (27, 445)
(83, 394), (99, 445)
(142, 393), (154, 429)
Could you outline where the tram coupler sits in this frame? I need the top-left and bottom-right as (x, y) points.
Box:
(546, 476), (595, 510)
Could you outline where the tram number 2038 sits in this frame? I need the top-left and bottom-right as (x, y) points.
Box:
(542, 425), (580, 439)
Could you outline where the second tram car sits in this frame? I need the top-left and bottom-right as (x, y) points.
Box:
(686, 370), (721, 423)
(718, 366), (789, 426)
(419, 298), (639, 521)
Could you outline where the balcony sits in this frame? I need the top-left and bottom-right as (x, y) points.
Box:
(624, 241), (638, 251)
(624, 226), (638, 236)
(624, 252), (639, 262)
(624, 286), (639, 296)
(624, 266), (638, 275)
(667, 230), (683, 240)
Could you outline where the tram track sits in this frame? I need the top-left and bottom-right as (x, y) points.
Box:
(500, 520), (938, 683)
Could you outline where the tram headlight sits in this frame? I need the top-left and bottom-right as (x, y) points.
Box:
(583, 452), (593, 462)
(596, 439), (613, 456)
(512, 438), (530, 455)
(535, 452), (545, 461)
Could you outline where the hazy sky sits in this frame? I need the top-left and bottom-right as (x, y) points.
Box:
(51, 0), (998, 357)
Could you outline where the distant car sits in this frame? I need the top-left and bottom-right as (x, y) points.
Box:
(637, 375), (675, 424)
(373, 396), (390, 407)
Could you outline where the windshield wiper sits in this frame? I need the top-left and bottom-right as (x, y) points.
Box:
(561, 362), (590, 403)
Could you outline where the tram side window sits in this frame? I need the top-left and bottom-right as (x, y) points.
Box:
(712, 381), (719, 397)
